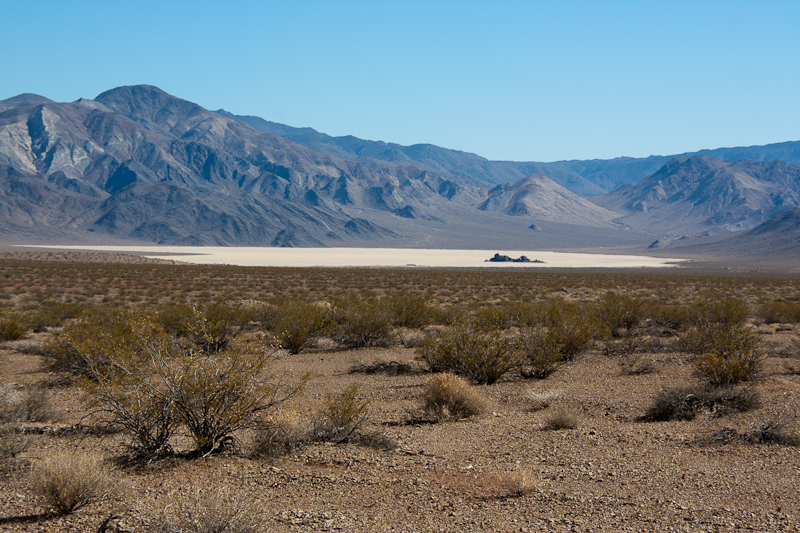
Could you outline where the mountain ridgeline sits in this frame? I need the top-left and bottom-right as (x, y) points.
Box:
(0, 84), (798, 254)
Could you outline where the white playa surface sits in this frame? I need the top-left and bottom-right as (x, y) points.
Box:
(19, 245), (685, 268)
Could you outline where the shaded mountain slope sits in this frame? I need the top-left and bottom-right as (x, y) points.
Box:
(649, 207), (800, 260)
(593, 156), (800, 237)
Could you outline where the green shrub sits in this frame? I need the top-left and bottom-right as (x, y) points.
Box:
(595, 291), (647, 337)
(384, 292), (444, 328)
(420, 373), (487, 421)
(645, 301), (691, 330)
(44, 306), (157, 376)
(517, 326), (568, 379)
(687, 293), (749, 331)
(269, 299), (331, 354)
(312, 384), (369, 443)
(695, 328), (763, 386)
(26, 300), (85, 332)
(472, 305), (518, 331)
(29, 451), (112, 515)
(184, 299), (255, 354)
(758, 300), (800, 324)
(416, 319), (519, 384)
(0, 312), (29, 341)
(332, 298), (395, 348)
(79, 314), (307, 457)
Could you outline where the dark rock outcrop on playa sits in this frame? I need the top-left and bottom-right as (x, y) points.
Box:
(486, 253), (544, 263)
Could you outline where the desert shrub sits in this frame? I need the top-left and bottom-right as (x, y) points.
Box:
(749, 420), (799, 445)
(384, 292), (444, 328)
(348, 359), (415, 375)
(183, 299), (255, 354)
(517, 326), (567, 379)
(640, 386), (759, 422)
(0, 383), (53, 423)
(29, 450), (112, 515)
(758, 300), (800, 324)
(44, 306), (152, 376)
(542, 406), (581, 430)
(269, 299), (331, 354)
(312, 384), (369, 443)
(527, 390), (560, 411)
(501, 467), (539, 498)
(144, 485), (267, 533)
(541, 298), (599, 358)
(0, 312), (29, 341)
(26, 300), (85, 331)
(0, 427), (32, 462)
(421, 373), (487, 421)
(595, 291), (647, 336)
(646, 301), (691, 330)
(251, 410), (307, 458)
(155, 302), (195, 337)
(687, 293), (749, 331)
(694, 328), (763, 386)
(415, 319), (519, 384)
(472, 304), (518, 331)
(155, 341), (305, 455)
(80, 314), (307, 456)
(332, 298), (394, 348)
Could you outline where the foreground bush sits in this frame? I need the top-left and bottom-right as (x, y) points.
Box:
(595, 291), (647, 336)
(695, 327), (763, 386)
(758, 300), (800, 324)
(640, 386), (759, 422)
(384, 292), (444, 328)
(416, 319), (519, 384)
(267, 299), (331, 354)
(0, 383), (53, 423)
(332, 298), (395, 348)
(80, 314), (307, 457)
(312, 384), (369, 443)
(144, 485), (267, 533)
(0, 311), (29, 341)
(421, 373), (487, 421)
(29, 450), (112, 515)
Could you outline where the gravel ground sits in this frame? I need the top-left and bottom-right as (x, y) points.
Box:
(2, 328), (799, 532)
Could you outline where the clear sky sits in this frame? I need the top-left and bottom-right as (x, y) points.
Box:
(1, 0), (797, 162)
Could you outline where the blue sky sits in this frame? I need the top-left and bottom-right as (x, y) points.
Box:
(2, 0), (797, 162)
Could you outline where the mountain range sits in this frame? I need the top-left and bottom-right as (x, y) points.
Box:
(1, 84), (798, 256)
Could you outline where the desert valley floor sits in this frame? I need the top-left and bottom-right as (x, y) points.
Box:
(0, 252), (798, 532)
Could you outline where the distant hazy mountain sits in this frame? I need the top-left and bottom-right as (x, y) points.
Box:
(220, 109), (800, 196)
(593, 156), (800, 237)
(651, 207), (800, 259)
(1, 84), (799, 254)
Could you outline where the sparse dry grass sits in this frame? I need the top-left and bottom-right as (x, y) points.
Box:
(421, 373), (488, 421)
(29, 450), (113, 515)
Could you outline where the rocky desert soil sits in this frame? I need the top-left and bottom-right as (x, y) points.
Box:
(0, 253), (798, 532)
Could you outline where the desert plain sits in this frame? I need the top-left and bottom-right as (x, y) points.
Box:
(0, 251), (798, 533)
